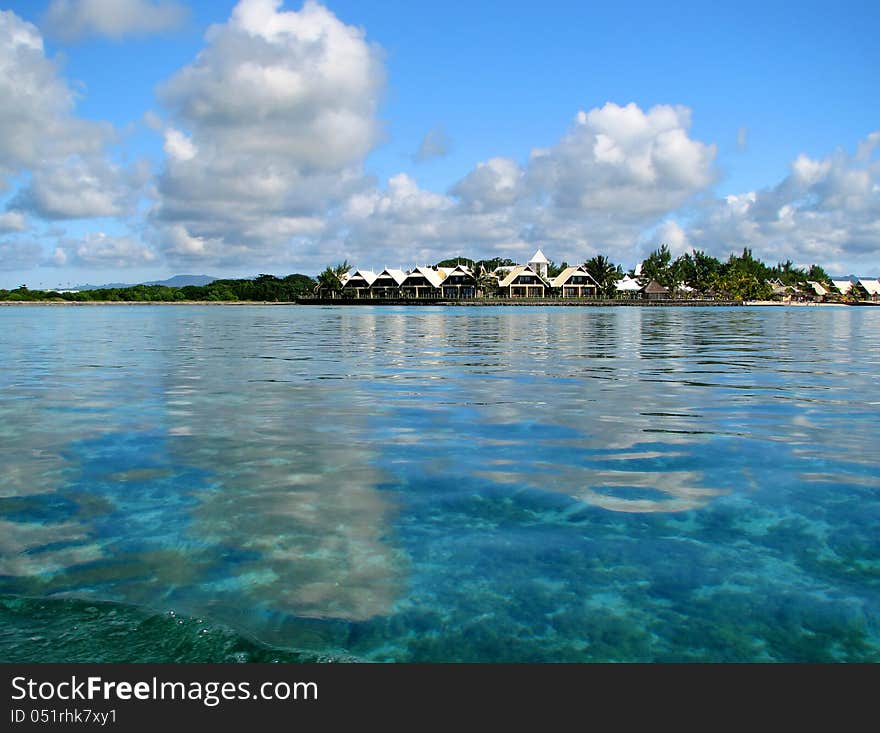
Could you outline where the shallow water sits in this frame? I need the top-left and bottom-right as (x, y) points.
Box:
(1, 304), (878, 661)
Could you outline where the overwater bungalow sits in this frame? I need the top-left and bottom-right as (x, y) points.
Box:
(807, 281), (831, 300)
(551, 265), (599, 298)
(370, 269), (407, 298)
(400, 266), (444, 298)
(341, 269), (377, 298)
(440, 265), (478, 299)
(858, 278), (880, 302)
(497, 265), (550, 298)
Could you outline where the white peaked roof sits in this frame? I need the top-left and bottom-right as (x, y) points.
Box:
(402, 266), (445, 288)
(373, 268), (407, 285)
(550, 265), (598, 289)
(807, 281), (829, 296)
(498, 265), (547, 288)
(832, 279), (853, 294)
(858, 278), (880, 296)
(615, 274), (642, 292)
(445, 264), (475, 277)
(345, 269), (377, 286)
(339, 272), (351, 286)
(529, 249), (550, 265)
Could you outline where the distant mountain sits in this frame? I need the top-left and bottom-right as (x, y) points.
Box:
(73, 275), (217, 291)
(144, 275), (217, 288)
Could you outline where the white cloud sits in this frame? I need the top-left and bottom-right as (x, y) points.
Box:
(855, 131), (880, 162)
(335, 108), (880, 275)
(12, 157), (149, 220)
(0, 211), (26, 233)
(0, 11), (145, 226)
(684, 132), (880, 272)
(162, 128), (197, 162)
(335, 102), (717, 270)
(414, 125), (451, 162)
(791, 154), (831, 186)
(451, 157), (523, 212)
(152, 0), (385, 266)
(0, 11), (109, 185)
(525, 102), (716, 214)
(43, 0), (187, 42)
(646, 219), (691, 257)
(52, 232), (158, 267)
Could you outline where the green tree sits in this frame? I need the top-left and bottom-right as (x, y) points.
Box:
(435, 256), (477, 269)
(806, 264), (832, 285)
(546, 260), (568, 279)
(583, 255), (622, 298)
(315, 260), (350, 297)
(475, 257), (517, 272)
(846, 282), (868, 302)
(640, 244), (675, 289)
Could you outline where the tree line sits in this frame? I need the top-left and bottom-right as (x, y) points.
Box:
(636, 245), (836, 300)
(1, 246), (854, 303)
(317, 246), (844, 300)
(0, 274), (316, 303)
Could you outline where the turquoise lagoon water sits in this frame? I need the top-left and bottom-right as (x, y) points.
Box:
(1, 304), (878, 662)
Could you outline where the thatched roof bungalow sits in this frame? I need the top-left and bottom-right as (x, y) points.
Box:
(550, 265), (599, 298)
(497, 265), (549, 298)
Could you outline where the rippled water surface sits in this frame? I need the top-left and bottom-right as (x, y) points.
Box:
(1, 304), (879, 661)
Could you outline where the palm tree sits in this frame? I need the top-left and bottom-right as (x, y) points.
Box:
(583, 255), (622, 298)
(315, 260), (350, 298)
(476, 264), (499, 298)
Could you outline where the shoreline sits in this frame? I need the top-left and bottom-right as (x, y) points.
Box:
(0, 299), (868, 308)
(743, 300), (850, 307)
(0, 300), (300, 306)
(1, 298), (742, 307)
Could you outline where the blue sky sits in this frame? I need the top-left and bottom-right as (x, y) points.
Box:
(0, 0), (878, 288)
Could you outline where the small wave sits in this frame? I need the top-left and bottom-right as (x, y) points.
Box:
(0, 594), (356, 663)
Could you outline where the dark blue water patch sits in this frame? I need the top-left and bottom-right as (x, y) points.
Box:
(359, 468), (880, 661)
(0, 495), (80, 523)
(58, 430), (213, 545)
(19, 541), (92, 559)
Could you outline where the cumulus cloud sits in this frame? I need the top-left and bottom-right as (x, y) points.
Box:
(414, 125), (451, 162)
(337, 102), (718, 269)
(644, 219), (692, 257)
(525, 103), (716, 216)
(684, 132), (880, 272)
(0, 11), (110, 185)
(151, 0), (385, 266)
(12, 158), (149, 220)
(451, 157), (523, 212)
(43, 0), (187, 42)
(337, 106), (880, 275)
(50, 232), (158, 268)
(0, 10), (145, 226)
(0, 211), (27, 233)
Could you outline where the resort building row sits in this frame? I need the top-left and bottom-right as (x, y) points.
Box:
(320, 249), (880, 303)
(327, 250), (674, 301)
